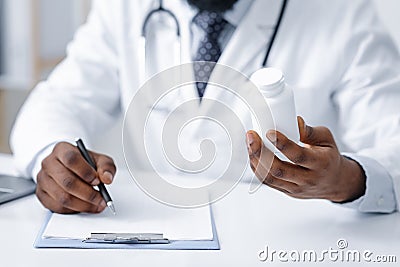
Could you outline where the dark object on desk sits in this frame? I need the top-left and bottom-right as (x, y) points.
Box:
(0, 175), (36, 204)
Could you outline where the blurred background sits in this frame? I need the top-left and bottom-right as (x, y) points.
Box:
(0, 0), (399, 154)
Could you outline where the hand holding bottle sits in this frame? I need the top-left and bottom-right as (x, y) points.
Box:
(246, 116), (366, 203)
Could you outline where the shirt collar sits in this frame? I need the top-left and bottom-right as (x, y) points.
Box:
(224, 0), (254, 27)
(188, 0), (254, 27)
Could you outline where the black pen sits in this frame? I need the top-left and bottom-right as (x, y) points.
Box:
(75, 138), (116, 215)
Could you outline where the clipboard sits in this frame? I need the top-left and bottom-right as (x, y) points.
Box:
(34, 207), (220, 250)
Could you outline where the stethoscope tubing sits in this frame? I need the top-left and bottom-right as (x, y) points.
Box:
(140, 0), (288, 80)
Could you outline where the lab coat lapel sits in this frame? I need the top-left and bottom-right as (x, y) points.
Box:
(165, 0), (199, 102)
(201, 0), (284, 108)
(217, 0), (283, 74)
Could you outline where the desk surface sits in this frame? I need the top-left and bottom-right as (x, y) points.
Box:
(1, 154), (399, 267)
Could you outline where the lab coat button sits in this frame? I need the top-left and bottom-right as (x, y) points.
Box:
(378, 197), (384, 206)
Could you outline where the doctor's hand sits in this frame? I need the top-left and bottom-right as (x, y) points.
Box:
(36, 142), (116, 214)
(246, 117), (366, 203)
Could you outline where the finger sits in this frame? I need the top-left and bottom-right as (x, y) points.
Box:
(266, 130), (318, 169)
(262, 173), (299, 194)
(39, 173), (106, 213)
(54, 142), (99, 186)
(36, 170), (77, 213)
(91, 153), (116, 185)
(247, 131), (275, 176)
(297, 116), (307, 140)
(46, 159), (105, 206)
(36, 188), (76, 214)
(268, 156), (310, 184)
(246, 130), (274, 162)
(248, 146), (298, 186)
(248, 146), (301, 191)
(246, 130), (263, 157)
(297, 116), (336, 147)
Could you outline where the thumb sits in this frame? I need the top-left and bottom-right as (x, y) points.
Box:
(297, 116), (335, 146)
(91, 153), (117, 185)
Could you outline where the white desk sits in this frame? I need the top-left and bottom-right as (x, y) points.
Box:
(1, 154), (399, 267)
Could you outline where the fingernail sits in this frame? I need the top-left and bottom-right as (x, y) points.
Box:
(103, 171), (114, 184)
(267, 130), (277, 143)
(91, 178), (100, 186)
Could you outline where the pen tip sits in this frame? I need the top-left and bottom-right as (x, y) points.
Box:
(107, 202), (116, 215)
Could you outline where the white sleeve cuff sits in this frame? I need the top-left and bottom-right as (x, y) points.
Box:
(30, 143), (57, 182)
(339, 153), (397, 213)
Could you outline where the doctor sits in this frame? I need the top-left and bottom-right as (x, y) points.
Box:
(11, 0), (400, 214)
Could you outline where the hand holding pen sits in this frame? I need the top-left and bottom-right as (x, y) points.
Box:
(35, 141), (116, 214)
(75, 139), (115, 214)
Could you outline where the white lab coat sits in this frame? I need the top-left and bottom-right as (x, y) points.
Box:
(11, 0), (400, 212)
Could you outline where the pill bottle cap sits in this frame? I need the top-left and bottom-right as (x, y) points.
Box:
(250, 68), (285, 97)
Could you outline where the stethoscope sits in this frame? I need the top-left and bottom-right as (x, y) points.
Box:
(140, 0), (288, 81)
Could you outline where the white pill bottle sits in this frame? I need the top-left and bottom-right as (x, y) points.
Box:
(250, 68), (300, 158)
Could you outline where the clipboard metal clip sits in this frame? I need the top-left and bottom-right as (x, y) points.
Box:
(84, 233), (169, 244)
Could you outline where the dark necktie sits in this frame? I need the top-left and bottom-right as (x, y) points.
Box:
(193, 11), (228, 98)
